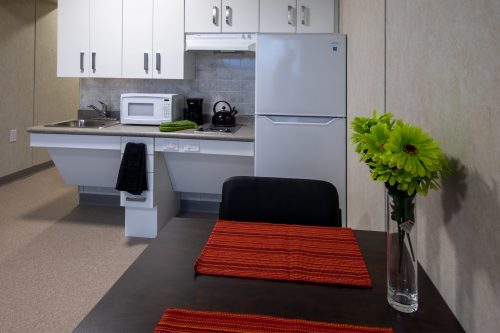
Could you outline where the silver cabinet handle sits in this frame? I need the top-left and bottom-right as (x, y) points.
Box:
(225, 6), (232, 26)
(156, 53), (161, 72)
(126, 197), (146, 202)
(212, 6), (218, 26)
(91, 52), (96, 71)
(80, 52), (84, 71)
(301, 5), (306, 25)
(287, 5), (294, 26)
(144, 53), (149, 72)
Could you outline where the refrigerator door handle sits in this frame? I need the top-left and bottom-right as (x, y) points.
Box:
(263, 115), (340, 126)
(287, 5), (294, 26)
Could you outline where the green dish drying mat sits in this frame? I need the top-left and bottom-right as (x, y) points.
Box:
(159, 120), (198, 132)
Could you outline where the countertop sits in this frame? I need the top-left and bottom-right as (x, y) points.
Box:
(27, 117), (255, 142)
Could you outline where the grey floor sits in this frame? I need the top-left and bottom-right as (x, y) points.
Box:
(0, 167), (152, 332)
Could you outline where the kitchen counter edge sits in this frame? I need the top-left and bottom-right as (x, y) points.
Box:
(27, 123), (255, 142)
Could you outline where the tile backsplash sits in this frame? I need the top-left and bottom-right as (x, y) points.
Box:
(80, 52), (255, 117)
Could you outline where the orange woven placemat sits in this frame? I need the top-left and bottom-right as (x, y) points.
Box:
(195, 220), (372, 287)
(154, 308), (393, 333)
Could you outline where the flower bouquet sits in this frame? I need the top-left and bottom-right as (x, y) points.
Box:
(351, 110), (449, 312)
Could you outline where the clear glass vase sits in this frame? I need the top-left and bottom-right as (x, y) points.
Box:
(386, 186), (418, 313)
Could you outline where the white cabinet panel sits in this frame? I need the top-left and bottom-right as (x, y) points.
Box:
(122, 0), (153, 78)
(185, 0), (221, 33)
(121, 136), (155, 154)
(57, 0), (122, 77)
(48, 148), (121, 187)
(156, 138), (254, 194)
(120, 174), (154, 208)
(31, 134), (121, 187)
(296, 0), (334, 33)
(222, 0), (259, 33)
(123, 0), (193, 79)
(89, 0), (122, 77)
(153, 0), (192, 79)
(260, 0), (334, 33)
(57, 0), (90, 77)
(186, 0), (258, 33)
(259, 0), (296, 33)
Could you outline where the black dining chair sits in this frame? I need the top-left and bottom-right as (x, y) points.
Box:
(219, 176), (341, 227)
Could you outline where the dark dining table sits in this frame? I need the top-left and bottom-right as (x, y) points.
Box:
(74, 217), (464, 333)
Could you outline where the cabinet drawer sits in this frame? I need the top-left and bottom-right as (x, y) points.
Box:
(155, 138), (254, 156)
(121, 137), (154, 155)
(120, 172), (154, 208)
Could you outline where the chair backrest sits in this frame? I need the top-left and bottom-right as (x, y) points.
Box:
(219, 176), (341, 227)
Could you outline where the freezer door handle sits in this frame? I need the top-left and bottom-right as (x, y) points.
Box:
(262, 115), (339, 126)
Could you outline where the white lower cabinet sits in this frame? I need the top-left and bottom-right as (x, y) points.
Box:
(119, 137), (179, 238)
(30, 134), (121, 187)
(155, 138), (254, 195)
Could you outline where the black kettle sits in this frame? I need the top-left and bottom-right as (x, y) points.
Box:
(212, 101), (238, 127)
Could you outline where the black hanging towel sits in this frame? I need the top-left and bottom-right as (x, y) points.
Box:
(115, 142), (148, 195)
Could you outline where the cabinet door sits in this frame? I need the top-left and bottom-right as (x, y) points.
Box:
(296, 0), (334, 33)
(185, 0), (221, 33)
(89, 0), (122, 77)
(259, 0), (296, 33)
(222, 0), (258, 33)
(123, 0), (153, 78)
(154, 0), (186, 79)
(57, 0), (90, 77)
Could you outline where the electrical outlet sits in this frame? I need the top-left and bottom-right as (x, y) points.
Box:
(9, 129), (17, 142)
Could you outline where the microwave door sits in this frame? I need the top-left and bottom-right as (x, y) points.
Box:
(128, 102), (155, 117)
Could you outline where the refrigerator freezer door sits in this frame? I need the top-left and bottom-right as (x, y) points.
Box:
(255, 34), (346, 117)
(255, 115), (346, 225)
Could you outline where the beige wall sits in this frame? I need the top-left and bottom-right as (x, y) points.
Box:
(0, 0), (36, 177)
(341, 0), (386, 231)
(343, 0), (500, 331)
(33, 0), (79, 164)
(0, 0), (79, 177)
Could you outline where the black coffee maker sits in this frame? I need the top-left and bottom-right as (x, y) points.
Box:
(186, 98), (204, 125)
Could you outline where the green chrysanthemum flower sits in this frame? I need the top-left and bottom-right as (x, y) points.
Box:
(383, 123), (444, 178)
(350, 109), (449, 197)
(361, 123), (390, 162)
(351, 110), (394, 157)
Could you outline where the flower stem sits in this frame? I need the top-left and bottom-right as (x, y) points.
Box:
(398, 225), (404, 273)
(406, 232), (416, 262)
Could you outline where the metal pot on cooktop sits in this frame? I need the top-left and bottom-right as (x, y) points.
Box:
(212, 100), (238, 127)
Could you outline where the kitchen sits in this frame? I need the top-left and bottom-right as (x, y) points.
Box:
(0, 1), (499, 333)
(29, 0), (347, 239)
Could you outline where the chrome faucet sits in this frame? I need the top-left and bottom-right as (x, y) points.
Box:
(88, 101), (112, 118)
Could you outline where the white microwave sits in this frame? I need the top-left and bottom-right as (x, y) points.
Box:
(120, 93), (183, 125)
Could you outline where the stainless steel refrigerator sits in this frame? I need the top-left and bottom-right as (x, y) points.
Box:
(255, 34), (347, 225)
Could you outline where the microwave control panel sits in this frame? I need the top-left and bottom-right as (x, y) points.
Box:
(163, 99), (171, 118)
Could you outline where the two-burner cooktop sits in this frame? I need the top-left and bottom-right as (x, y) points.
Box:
(195, 124), (242, 134)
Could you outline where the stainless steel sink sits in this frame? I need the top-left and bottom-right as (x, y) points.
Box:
(45, 118), (119, 129)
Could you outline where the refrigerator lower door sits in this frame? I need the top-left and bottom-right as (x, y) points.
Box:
(255, 115), (346, 226)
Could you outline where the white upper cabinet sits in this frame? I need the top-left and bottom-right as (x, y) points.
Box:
(89, 0), (122, 77)
(185, 0), (259, 33)
(122, 0), (153, 78)
(57, 0), (90, 77)
(260, 0), (335, 33)
(123, 0), (194, 79)
(57, 0), (122, 77)
(153, 0), (194, 79)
